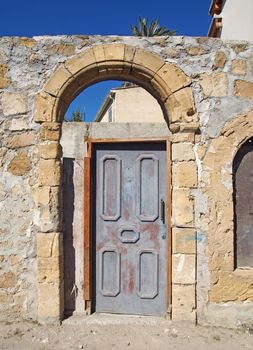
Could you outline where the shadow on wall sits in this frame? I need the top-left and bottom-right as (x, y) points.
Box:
(63, 158), (76, 316)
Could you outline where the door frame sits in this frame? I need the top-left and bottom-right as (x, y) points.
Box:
(83, 137), (172, 315)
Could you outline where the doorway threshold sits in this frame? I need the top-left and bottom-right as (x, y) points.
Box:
(63, 313), (171, 326)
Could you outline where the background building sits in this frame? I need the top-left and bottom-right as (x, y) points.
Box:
(95, 83), (164, 123)
(208, 0), (253, 41)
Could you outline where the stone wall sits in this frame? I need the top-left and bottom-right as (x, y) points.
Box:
(0, 34), (253, 326)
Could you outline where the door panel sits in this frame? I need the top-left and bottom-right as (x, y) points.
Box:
(93, 142), (167, 315)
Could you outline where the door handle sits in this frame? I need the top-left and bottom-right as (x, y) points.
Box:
(160, 198), (165, 224)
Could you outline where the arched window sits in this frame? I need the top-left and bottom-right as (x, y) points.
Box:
(233, 137), (253, 268)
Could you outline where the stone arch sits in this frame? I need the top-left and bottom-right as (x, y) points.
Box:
(35, 44), (198, 323)
(202, 109), (253, 303)
(34, 44), (196, 126)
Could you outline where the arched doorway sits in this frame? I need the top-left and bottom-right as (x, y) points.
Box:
(35, 44), (196, 321)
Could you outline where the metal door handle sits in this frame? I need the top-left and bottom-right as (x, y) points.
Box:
(160, 199), (165, 224)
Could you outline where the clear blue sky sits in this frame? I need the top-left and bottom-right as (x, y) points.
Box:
(1, 0), (212, 121)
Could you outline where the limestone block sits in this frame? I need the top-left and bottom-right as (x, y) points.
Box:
(9, 119), (29, 131)
(1, 92), (28, 116)
(172, 188), (194, 226)
(232, 44), (248, 54)
(44, 67), (72, 96)
(172, 161), (197, 187)
(124, 45), (136, 62)
(38, 159), (61, 186)
(172, 143), (195, 162)
(199, 72), (228, 97)
(19, 37), (36, 47)
(155, 63), (191, 93)
(163, 48), (180, 58)
(185, 46), (205, 56)
(38, 257), (62, 283)
(213, 51), (227, 69)
(172, 133), (195, 143)
(65, 49), (96, 74)
(40, 122), (61, 141)
(34, 92), (56, 123)
(133, 49), (164, 73)
(6, 132), (35, 149)
(0, 64), (10, 88)
(0, 272), (16, 288)
(172, 254), (196, 284)
(33, 186), (50, 206)
(93, 45), (106, 62)
(8, 151), (31, 176)
(172, 227), (196, 254)
(47, 44), (75, 56)
(104, 44), (125, 61)
(37, 282), (62, 319)
(172, 309), (196, 322)
(39, 143), (62, 159)
(209, 271), (253, 302)
(231, 60), (247, 76)
(0, 292), (14, 303)
(165, 87), (196, 124)
(234, 80), (253, 99)
(172, 284), (196, 312)
(37, 232), (63, 258)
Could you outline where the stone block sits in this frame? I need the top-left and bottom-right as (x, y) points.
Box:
(0, 272), (16, 288)
(172, 133), (195, 143)
(37, 232), (63, 258)
(19, 37), (36, 47)
(0, 64), (10, 88)
(172, 227), (196, 254)
(185, 46), (205, 56)
(172, 284), (196, 312)
(133, 49), (164, 73)
(231, 60), (247, 76)
(38, 159), (61, 186)
(47, 44), (75, 56)
(44, 67), (72, 96)
(165, 87), (196, 124)
(65, 49), (96, 74)
(104, 44), (125, 61)
(155, 63), (191, 93)
(33, 186), (50, 206)
(6, 132), (35, 149)
(39, 143), (62, 159)
(40, 122), (61, 141)
(172, 254), (196, 284)
(8, 151), (31, 176)
(172, 188), (194, 226)
(213, 51), (227, 69)
(37, 257), (62, 283)
(199, 72), (228, 97)
(37, 282), (62, 319)
(34, 92), (55, 122)
(172, 161), (197, 187)
(172, 143), (195, 162)
(9, 119), (29, 131)
(1, 92), (28, 116)
(234, 80), (253, 99)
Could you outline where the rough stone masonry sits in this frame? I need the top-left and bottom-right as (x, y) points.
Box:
(0, 34), (253, 327)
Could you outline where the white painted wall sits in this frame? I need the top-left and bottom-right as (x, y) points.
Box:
(220, 0), (253, 41)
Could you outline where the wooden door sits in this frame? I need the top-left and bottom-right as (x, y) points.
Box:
(92, 142), (167, 315)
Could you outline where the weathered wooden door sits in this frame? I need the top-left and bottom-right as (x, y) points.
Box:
(234, 138), (253, 267)
(92, 142), (167, 315)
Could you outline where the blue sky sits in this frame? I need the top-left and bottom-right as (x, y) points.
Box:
(1, 0), (212, 121)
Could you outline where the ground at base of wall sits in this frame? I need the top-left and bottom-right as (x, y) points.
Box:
(0, 317), (253, 350)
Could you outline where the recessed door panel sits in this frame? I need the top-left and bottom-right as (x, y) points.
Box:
(93, 142), (167, 315)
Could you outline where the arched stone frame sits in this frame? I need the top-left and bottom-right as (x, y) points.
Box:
(202, 110), (253, 304)
(34, 44), (198, 322)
